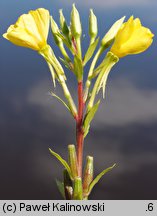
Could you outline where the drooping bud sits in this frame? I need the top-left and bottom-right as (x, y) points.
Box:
(68, 144), (78, 179)
(59, 9), (69, 37)
(89, 9), (98, 42)
(83, 156), (93, 198)
(70, 4), (82, 38)
(51, 16), (62, 45)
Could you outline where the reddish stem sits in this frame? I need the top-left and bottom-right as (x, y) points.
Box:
(76, 81), (84, 177)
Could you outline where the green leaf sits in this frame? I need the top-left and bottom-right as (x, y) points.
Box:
(50, 91), (71, 112)
(59, 57), (71, 69)
(56, 179), (65, 199)
(83, 100), (100, 137)
(49, 148), (72, 179)
(74, 55), (83, 81)
(59, 9), (70, 37)
(56, 32), (71, 49)
(88, 164), (116, 195)
(47, 62), (56, 87)
(83, 38), (99, 66)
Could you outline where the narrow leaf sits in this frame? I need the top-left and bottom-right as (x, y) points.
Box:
(50, 91), (70, 112)
(83, 38), (99, 66)
(49, 148), (72, 179)
(59, 9), (70, 37)
(59, 57), (74, 71)
(88, 164), (116, 195)
(56, 32), (71, 49)
(47, 62), (56, 87)
(56, 179), (65, 199)
(74, 55), (83, 81)
(83, 100), (100, 137)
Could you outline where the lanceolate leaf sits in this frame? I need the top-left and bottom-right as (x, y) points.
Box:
(59, 57), (72, 70)
(74, 55), (83, 81)
(50, 91), (71, 112)
(49, 148), (72, 179)
(83, 38), (99, 66)
(56, 179), (65, 199)
(88, 164), (116, 195)
(56, 32), (71, 49)
(47, 62), (56, 87)
(83, 100), (100, 137)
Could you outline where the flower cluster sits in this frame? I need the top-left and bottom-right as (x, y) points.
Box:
(3, 5), (154, 200)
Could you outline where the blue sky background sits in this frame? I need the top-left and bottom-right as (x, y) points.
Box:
(0, 0), (157, 199)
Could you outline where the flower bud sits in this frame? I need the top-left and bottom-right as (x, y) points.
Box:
(89, 9), (98, 41)
(83, 156), (93, 197)
(70, 4), (82, 38)
(51, 16), (62, 45)
(73, 177), (83, 200)
(68, 144), (78, 179)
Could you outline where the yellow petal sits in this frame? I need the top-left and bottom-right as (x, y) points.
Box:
(3, 8), (50, 51)
(29, 8), (50, 41)
(110, 16), (154, 58)
(5, 29), (40, 50)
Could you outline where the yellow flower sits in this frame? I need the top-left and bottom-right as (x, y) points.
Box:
(3, 8), (50, 51)
(111, 16), (154, 58)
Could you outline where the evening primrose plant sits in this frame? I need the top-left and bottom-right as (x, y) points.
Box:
(3, 5), (154, 200)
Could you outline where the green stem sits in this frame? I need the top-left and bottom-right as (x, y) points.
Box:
(83, 47), (103, 102)
(59, 43), (71, 63)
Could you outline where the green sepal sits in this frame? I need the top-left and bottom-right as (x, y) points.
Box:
(74, 55), (83, 81)
(83, 100), (100, 137)
(56, 179), (65, 199)
(73, 177), (83, 200)
(83, 38), (99, 66)
(49, 148), (73, 180)
(96, 52), (119, 98)
(49, 91), (71, 112)
(101, 16), (125, 48)
(88, 163), (116, 196)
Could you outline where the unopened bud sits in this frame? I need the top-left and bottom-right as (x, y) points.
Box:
(51, 16), (62, 45)
(89, 9), (98, 40)
(70, 4), (82, 38)
(83, 156), (93, 197)
(73, 177), (83, 200)
(68, 144), (78, 179)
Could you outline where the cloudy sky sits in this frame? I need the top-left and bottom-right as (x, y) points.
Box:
(0, 0), (157, 199)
